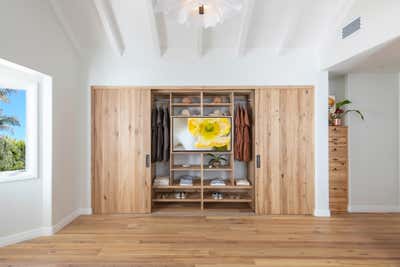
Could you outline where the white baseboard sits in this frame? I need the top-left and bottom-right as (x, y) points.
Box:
(78, 208), (92, 215)
(51, 209), (82, 234)
(348, 205), (400, 213)
(314, 209), (331, 217)
(0, 227), (46, 247)
(0, 207), (91, 247)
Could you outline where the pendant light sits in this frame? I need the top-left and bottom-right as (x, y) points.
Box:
(155, 0), (243, 28)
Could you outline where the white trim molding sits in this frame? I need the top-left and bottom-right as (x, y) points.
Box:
(0, 227), (47, 248)
(314, 209), (331, 217)
(348, 205), (400, 213)
(0, 208), (91, 247)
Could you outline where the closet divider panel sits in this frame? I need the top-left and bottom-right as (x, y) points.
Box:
(120, 89), (152, 213)
(255, 87), (314, 215)
(92, 88), (151, 214)
(255, 88), (281, 214)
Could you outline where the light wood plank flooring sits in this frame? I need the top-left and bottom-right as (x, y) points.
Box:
(1, 214), (400, 266)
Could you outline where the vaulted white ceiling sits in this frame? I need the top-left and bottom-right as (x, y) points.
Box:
(50, 0), (351, 60)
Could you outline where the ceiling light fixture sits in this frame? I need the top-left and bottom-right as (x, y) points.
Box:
(155, 0), (243, 28)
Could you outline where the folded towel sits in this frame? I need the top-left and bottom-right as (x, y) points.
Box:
(180, 178), (193, 186)
(210, 179), (226, 186)
(153, 176), (169, 186)
(236, 178), (250, 186)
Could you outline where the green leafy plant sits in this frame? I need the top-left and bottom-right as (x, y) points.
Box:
(207, 153), (227, 168)
(330, 99), (364, 123)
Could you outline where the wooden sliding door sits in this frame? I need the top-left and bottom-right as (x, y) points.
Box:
(255, 87), (314, 215)
(92, 88), (151, 214)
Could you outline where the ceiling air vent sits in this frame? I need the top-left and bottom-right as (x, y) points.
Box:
(342, 17), (361, 39)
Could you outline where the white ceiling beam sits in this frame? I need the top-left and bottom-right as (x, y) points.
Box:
(93, 0), (125, 56)
(48, 0), (82, 58)
(236, 0), (255, 56)
(276, 4), (303, 56)
(145, 0), (165, 57)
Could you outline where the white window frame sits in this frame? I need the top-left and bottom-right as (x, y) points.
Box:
(0, 68), (38, 183)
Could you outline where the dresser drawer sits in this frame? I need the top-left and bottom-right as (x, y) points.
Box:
(329, 126), (348, 137)
(329, 159), (347, 169)
(329, 137), (347, 145)
(329, 146), (347, 157)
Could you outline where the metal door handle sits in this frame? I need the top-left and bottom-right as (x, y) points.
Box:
(146, 154), (150, 168)
(256, 154), (260, 168)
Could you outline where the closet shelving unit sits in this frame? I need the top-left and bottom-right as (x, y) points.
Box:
(151, 90), (255, 213)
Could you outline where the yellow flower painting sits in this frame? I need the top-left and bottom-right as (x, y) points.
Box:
(172, 117), (231, 151)
(187, 118), (231, 150)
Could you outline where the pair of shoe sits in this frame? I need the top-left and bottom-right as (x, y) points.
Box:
(212, 192), (223, 200)
(175, 192), (186, 199)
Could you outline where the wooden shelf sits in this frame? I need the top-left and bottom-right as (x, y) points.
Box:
(203, 115), (232, 118)
(153, 179), (202, 189)
(172, 103), (201, 107)
(203, 198), (252, 203)
(171, 116), (202, 118)
(171, 165), (201, 171)
(203, 103), (232, 107)
(203, 167), (233, 171)
(152, 198), (202, 203)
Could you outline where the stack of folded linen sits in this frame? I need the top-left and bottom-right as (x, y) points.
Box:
(153, 176), (169, 186)
(179, 178), (193, 186)
(236, 178), (250, 186)
(210, 179), (226, 186)
(179, 175), (194, 186)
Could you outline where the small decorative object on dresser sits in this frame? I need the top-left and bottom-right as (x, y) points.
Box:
(329, 99), (364, 126)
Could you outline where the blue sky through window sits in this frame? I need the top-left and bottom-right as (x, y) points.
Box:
(0, 89), (26, 141)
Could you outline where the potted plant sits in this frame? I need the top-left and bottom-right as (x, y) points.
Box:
(330, 99), (364, 126)
(207, 153), (227, 168)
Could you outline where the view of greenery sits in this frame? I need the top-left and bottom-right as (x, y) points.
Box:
(0, 88), (25, 172)
(0, 137), (25, 171)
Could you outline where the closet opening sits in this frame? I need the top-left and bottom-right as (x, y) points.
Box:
(151, 90), (255, 213)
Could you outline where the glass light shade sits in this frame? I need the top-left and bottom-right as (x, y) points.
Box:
(155, 0), (243, 28)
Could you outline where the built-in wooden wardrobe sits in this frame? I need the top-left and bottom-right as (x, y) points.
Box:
(92, 87), (314, 215)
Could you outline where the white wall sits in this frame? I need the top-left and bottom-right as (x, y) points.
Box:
(329, 75), (346, 101)
(346, 73), (400, 212)
(0, 0), (87, 242)
(320, 0), (400, 70)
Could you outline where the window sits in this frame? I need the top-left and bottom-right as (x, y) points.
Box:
(0, 67), (38, 183)
(0, 89), (26, 171)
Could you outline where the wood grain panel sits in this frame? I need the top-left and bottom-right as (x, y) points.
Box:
(255, 87), (314, 215)
(92, 88), (151, 214)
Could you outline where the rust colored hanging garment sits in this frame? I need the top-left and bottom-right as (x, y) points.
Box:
(234, 105), (242, 161)
(242, 105), (252, 162)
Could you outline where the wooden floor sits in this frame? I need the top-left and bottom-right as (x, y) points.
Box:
(1, 214), (400, 267)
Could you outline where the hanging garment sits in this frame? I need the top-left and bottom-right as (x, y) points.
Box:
(156, 107), (164, 161)
(242, 104), (252, 162)
(151, 107), (158, 162)
(234, 105), (244, 161)
(163, 107), (170, 161)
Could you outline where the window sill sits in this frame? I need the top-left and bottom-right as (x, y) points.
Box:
(0, 171), (37, 184)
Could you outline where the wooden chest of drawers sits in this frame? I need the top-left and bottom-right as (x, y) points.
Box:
(329, 126), (348, 213)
